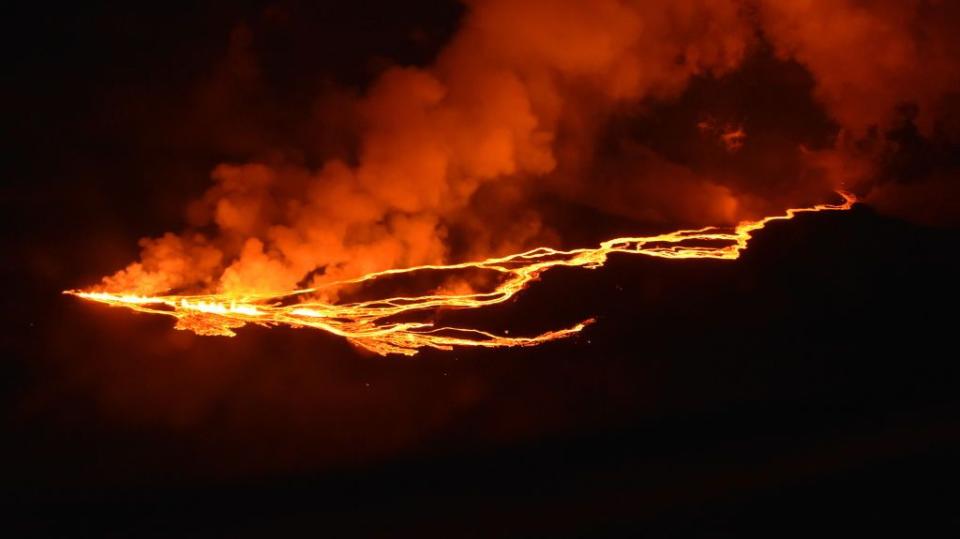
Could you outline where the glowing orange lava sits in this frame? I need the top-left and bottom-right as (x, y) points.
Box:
(66, 193), (855, 356)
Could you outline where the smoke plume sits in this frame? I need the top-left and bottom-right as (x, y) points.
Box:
(98, 0), (960, 296)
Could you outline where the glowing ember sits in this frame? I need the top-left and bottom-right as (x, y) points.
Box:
(66, 193), (855, 356)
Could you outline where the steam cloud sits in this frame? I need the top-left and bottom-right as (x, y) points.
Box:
(100, 0), (960, 296)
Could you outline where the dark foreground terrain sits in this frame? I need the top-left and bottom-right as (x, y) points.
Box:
(4, 204), (959, 537)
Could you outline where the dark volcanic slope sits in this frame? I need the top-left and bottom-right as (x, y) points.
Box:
(3, 205), (959, 537)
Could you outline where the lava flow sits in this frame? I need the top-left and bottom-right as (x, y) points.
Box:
(66, 193), (855, 356)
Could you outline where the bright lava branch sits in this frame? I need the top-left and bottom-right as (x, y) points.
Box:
(66, 192), (855, 356)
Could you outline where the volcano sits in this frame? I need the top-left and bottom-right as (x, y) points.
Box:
(6, 1), (960, 537)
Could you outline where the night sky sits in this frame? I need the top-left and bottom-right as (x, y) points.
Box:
(5, 2), (960, 537)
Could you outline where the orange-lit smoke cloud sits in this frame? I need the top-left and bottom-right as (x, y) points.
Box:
(101, 0), (753, 296)
(99, 0), (960, 296)
(757, 0), (960, 223)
